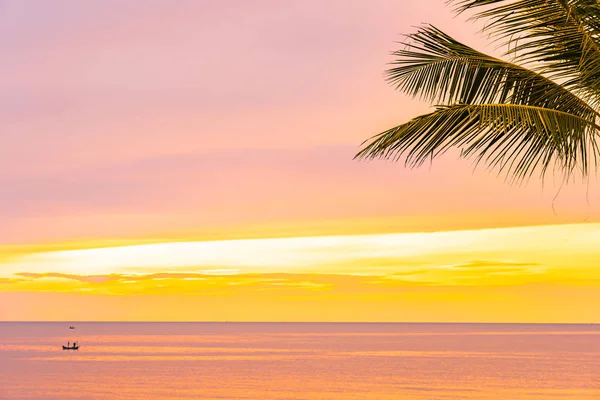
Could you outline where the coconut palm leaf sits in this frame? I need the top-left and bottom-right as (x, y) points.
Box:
(356, 103), (600, 182)
(387, 25), (598, 121)
(451, 0), (600, 102)
(358, 1), (600, 182)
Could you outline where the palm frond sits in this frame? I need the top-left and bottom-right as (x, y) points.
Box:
(450, 0), (600, 103)
(387, 25), (598, 120)
(356, 103), (600, 182)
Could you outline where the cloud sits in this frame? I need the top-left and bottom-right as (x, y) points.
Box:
(364, 259), (549, 287)
(6, 271), (433, 296)
(17, 272), (122, 284)
(6, 263), (555, 298)
(454, 260), (542, 269)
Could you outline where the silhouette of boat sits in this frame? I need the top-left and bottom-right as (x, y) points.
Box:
(62, 341), (79, 350)
(69, 326), (75, 329)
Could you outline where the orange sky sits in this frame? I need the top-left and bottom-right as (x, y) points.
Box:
(1, 0), (599, 322)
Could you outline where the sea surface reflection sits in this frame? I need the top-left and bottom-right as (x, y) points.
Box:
(1, 322), (599, 399)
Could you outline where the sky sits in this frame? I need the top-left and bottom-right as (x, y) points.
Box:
(1, 0), (599, 322)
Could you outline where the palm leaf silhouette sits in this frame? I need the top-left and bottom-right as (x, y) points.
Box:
(357, 1), (600, 183)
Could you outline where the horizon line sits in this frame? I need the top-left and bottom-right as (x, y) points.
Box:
(1, 321), (599, 325)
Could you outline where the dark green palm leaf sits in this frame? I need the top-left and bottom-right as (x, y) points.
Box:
(356, 103), (599, 182)
(358, 1), (600, 183)
(451, 0), (600, 103)
(387, 25), (598, 120)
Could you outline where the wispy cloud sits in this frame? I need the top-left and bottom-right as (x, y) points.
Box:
(0, 258), (573, 298)
(17, 272), (121, 284)
(3, 223), (599, 279)
(452, 261), (542, 269)
(7, 272), (353, 296)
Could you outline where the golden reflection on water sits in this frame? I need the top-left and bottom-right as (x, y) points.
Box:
(1, 323), (599, 399)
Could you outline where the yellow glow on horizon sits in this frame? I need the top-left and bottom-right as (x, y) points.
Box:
(2, 222), (599, 276)
(1, 222), (599, 322)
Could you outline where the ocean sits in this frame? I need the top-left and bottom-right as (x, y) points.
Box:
(1, 322), (599, 399)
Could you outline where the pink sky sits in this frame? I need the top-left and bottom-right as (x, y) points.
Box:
(1, 0), (598, 245)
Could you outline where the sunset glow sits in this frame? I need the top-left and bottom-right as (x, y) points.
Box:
(1, 0), (599, 323)
(2, 223), (599, 322)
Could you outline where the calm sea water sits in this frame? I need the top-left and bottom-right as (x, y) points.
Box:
(1, 322), (599, 399)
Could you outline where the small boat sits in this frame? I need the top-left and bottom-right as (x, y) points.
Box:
(62, 341), (79, 350)
(69, 326), (75, 329)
